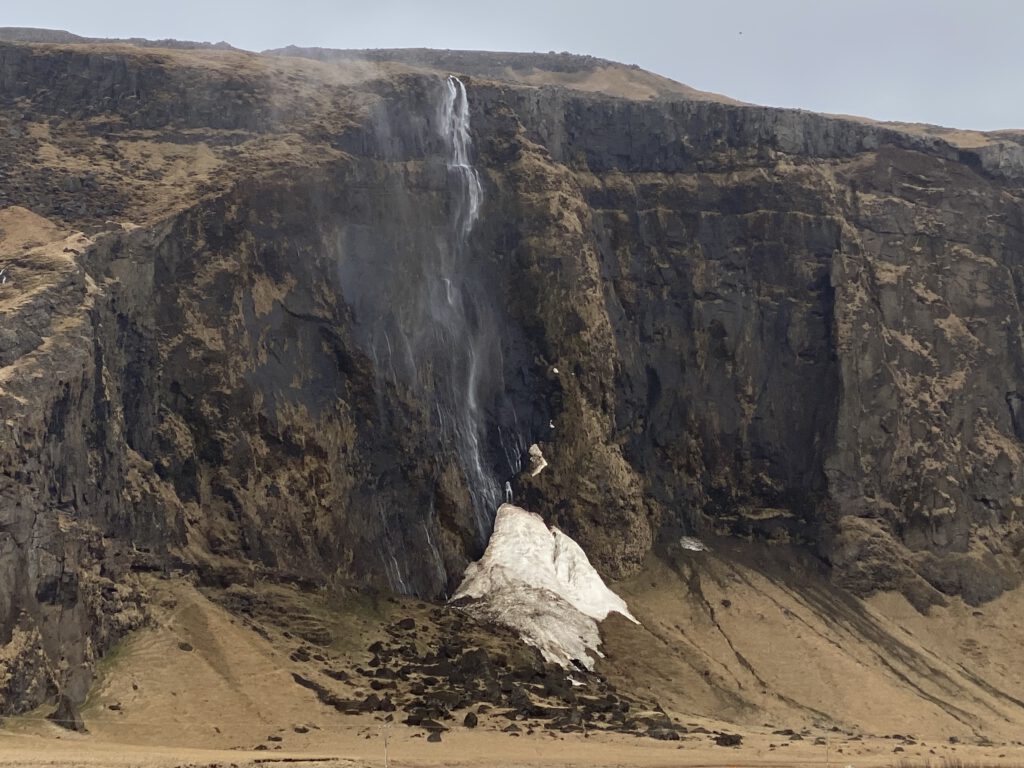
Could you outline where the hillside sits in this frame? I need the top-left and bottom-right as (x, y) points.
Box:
(1, 30), (1024, 765)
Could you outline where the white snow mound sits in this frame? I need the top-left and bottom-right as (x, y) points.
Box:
(452, 504), (638, 669)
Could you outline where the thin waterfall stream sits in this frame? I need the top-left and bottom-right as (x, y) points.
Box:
(342, 74), (525, 593)
(432, 75), (503, 539)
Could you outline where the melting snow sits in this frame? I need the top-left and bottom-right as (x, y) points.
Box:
(452, 504), (638, 669)
(679, 536), (707, 552)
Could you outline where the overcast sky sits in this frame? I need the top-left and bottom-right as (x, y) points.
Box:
(5, 0), (1022, 130)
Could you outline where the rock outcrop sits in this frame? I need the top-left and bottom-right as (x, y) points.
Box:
(1, 35), (1024, 712)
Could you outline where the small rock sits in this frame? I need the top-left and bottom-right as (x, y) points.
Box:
(715, 733), (742, 747)
(464, 711), (478, 728)
(528, 444), (548, 477)
(649, 727), (681, 741)
(177, 641), (194, 652)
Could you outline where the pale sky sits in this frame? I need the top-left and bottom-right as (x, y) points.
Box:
(5, 0), (1023, 130)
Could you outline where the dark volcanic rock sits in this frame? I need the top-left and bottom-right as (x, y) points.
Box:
(48, 694), (86, 732)
(649, 727), (681, 741)
(2, 36), (1024, 717)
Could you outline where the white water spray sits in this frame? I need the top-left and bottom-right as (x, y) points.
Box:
(432, 75), (501, 537)
(441, 76), (483, 244)
(339, 75), (515, 593)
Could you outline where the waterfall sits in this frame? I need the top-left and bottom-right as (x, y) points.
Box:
(440, 76), (483, 245)
(433, 75), (500, 539)
(337, 74), (512, 594)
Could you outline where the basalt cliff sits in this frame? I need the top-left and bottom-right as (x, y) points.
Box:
(3, 31), (1024, 737)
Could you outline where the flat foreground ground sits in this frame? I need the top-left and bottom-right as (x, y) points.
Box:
(5, 555), (1024, 768)
(1, 726), (1024, 768)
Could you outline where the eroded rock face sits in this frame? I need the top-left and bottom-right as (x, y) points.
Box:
(2, 39), (1024, 709)
(473, 88), (1024, 606)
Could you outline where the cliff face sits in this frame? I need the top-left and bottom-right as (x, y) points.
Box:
(2, 38), (1024, 712)
(480, 89), (1024, 608)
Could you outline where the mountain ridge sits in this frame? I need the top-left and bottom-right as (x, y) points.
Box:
(2, 31), (1024, 763)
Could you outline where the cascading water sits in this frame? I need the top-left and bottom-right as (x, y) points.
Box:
(440, 76), (483, 246)
(336, 75), (527, 594)
(432, 75), (502, 538)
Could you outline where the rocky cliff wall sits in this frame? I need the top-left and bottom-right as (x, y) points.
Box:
(2, 40), (1024, 711)
(470, 84), (1024, 608)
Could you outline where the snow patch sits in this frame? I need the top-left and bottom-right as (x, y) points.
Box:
(679, 536), (707, 552)
(452, 504), (638, 669)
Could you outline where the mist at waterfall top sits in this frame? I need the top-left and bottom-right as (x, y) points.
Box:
(5, 0), (1024, 131)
